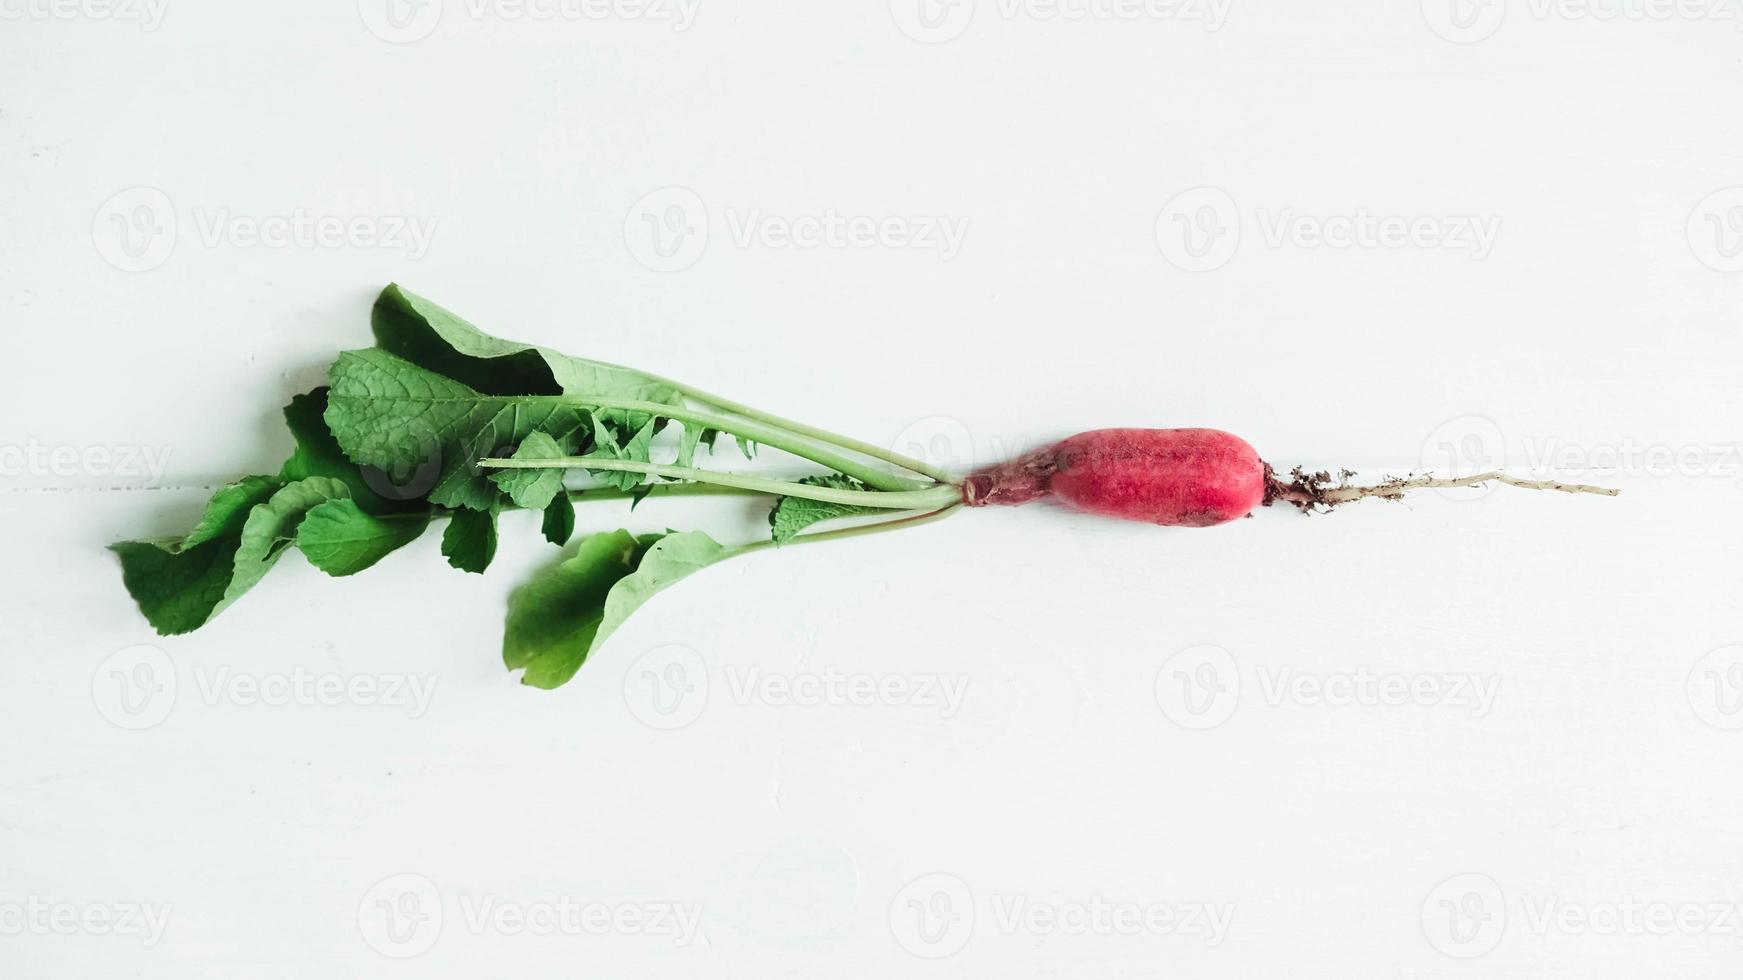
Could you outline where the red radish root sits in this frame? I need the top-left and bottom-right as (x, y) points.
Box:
(963, 428), (1267, 527)
(963, 428), (1619, 527)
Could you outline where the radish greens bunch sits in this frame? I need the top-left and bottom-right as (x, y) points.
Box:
(115, 285), (962, 689)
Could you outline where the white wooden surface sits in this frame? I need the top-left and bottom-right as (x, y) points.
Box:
(3, 2), (1741, 976)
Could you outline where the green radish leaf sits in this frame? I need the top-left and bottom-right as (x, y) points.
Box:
(675, 426), (725, 468)
(111, 540), (239, 637)
(581, 412), (658, 491)
(735, 435), (757, 460)
(112, 475), (284, 635)
(179, 475), (287, 550)
(503, 530), (656, 689)
(295, 500), (431, 576)
(325, 348), (595, 511)
(113, 476), (349, 636)
(115, 387), (440, 636)
(592, 405), (660, 440)
(442, 505), (499, 574)
(768, 474), (881, 545)
(226, 478), (353, 598)
(541, 494), (576, 546)
(371, 284), (683, 404)
(281, 387), (428, 514)
(489, 431), (574, 511)
(676, 424), (703, 468)
(598, 529), (730, 640)
(504, 529), (731, 690)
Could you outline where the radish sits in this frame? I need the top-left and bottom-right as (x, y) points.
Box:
(963, 427), (1618, 527)
(115, 286), (1620, 688)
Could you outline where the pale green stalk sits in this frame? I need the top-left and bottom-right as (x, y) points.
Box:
(553, 395), (934, 493)
(589, 363), (957, 484)
(483, 456), (963, 510)
(564, 483), (761, 504)
(728, 504), (963, 557)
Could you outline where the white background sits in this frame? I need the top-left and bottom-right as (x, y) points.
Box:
(3, 0), (1742, 976)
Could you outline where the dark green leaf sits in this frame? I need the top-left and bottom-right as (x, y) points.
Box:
(442, 506), (499, 574)
(503, 530), (654, 689)
(541, 494), (576, 546)
(504, 530), (730, 689)
(111, 476), (284, 635)
(112, 476), (349, 634)
(371, 284), (683, 403)
(281, 388), (428, 514)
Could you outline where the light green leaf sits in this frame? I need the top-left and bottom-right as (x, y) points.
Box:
(225, 477), (353, 605)
(675, 425), (723, 469)
(504, 529), (731, 689)
(179, 475), (286, 551)
(598, 530), (729, 645)
(581, 412), (658, 491)
(371, 284), (683, 404)
(768, 474), (881, 545)
(676, 424), (703, 469)
(489, 431), (573, 510)
(442, 506), (499, 574)
(295, 499), (431, 576)
(111, 475), (284, 635)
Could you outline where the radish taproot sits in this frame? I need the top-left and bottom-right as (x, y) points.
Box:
(961, 427), (1619, 527)
(964, 428), (1267, 526)
(114, 285), (1620, 687)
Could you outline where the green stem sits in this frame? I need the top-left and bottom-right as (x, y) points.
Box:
(591, 364), (956, 484)
(731, 503), (963, 556)
(682, 392), (955, 485)
(564, 483), (762, 504)
(482, 457), (963, 510)
(559, 396), (933, 493)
